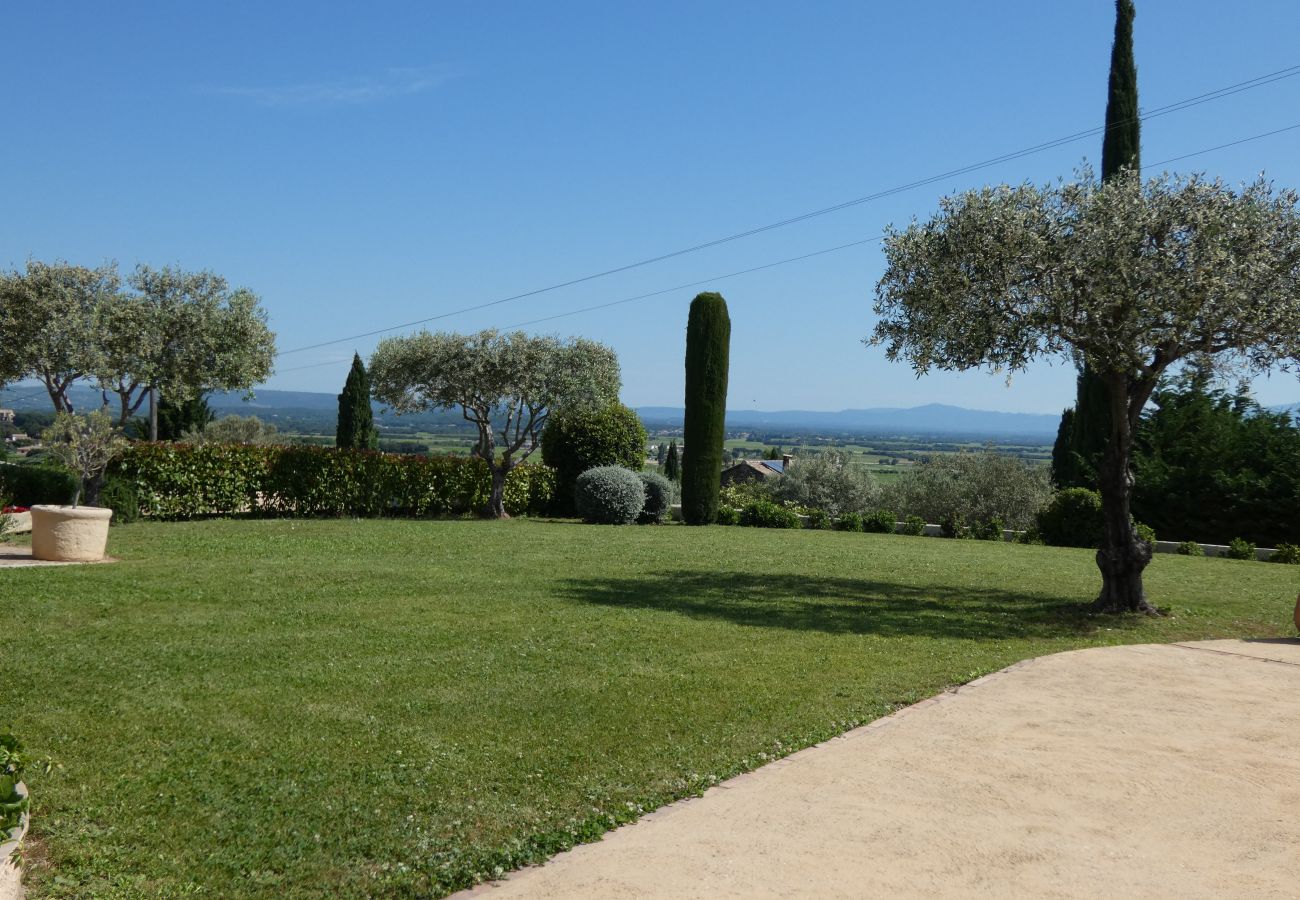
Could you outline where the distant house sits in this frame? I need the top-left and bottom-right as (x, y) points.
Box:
(720, 454), (792, 486)
(0, 409), (14, 424)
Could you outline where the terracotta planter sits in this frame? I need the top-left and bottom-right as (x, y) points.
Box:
(30, 505), (113, 562)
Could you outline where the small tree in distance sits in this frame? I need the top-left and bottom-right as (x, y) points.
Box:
(337, 353), (379, 450)
(370, 329), (621, 519)
(870, 168), (1300, 614)
(663, 440), (680, 482)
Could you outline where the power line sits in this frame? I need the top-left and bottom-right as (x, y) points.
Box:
(278, 119), (1300, 372)
(432, 120), (1300, 337)
(1146, 122), (1300, 168)
(500, 236), (884, 330)
(275, 63), (1300, 358)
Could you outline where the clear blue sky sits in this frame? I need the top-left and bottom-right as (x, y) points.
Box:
(4, 1), (1300, 413)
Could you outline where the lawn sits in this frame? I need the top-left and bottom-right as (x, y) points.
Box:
(3, 519), (1295, 898)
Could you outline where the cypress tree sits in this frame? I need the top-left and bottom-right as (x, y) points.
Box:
(1057, 0), (1139, 488)
(337, 352), (379, 450)
(664, 440), (680, 481)
(681, 292), (730, 524)
(656, 442), (667, 466)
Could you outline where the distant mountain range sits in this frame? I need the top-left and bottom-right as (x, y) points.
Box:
(5, 385), (1297, 440)
(635, 404), (1062, 438)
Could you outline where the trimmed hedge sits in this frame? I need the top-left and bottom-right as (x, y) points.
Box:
(0, 462), (77, 506)
(113, 444), (553, 520)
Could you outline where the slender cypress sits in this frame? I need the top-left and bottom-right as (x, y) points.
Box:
(664, 440), (680, 482)
(1056, 0), (1139, 488)
(681, 292), (730, 524)
(337, 353), (379, 450)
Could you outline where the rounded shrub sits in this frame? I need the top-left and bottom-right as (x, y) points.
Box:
(804, 508), (831, 530)
(1176, 540), (1205, 557)
(900, 514), (926, 536)
(1224, 537), (1257, 561)
(940, 513), (971, 539)
(863, 509), (897, 534)
(542, 403), (647, 516)
(1036, 488), (1104, 548)
(740, 499), (800, 529)
(715, 505), (740, 526)
(1269, 542), (1300, 564)
(973, 517), (1005, 541)
(1134, 522), (1156, 549)
(836, 511), (864, 533)
(575, 466), (645, 525)
(637, 471), (673, 524)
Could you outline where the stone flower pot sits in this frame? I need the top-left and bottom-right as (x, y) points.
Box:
(30, 505), (113, 562)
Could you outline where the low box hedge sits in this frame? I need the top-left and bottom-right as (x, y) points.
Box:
(113, 443), (553, 520)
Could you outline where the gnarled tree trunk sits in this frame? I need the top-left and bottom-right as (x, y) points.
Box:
(486, 465), (510, 520)
(1093, 372), (1156, 614)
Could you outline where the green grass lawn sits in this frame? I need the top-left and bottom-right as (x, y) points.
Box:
(3, 519), (1295, 898)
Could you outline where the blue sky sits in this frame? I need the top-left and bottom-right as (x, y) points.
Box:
(4, 1), (1300, 413)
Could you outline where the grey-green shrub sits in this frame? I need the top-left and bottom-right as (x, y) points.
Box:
(882, 450), (1051, 530)
(770, 451), (879, 517)
(1176, 540), (1205, 557)
(637, 471), (673, 524)
(575, 466), (645, 525)
(1225, 537), (1256, 561)
(863, 509), (897, 534)
(740, 499), (801, 529)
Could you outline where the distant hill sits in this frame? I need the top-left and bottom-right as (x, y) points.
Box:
(636, 403), (1062, 438)
(9, 383), (1293, 440)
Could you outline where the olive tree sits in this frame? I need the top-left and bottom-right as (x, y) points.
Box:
(96, 265), (277, 436)
(369, 329), (621, 518)
(0, 261), (118, 411)
(870, 169), (1300, 614)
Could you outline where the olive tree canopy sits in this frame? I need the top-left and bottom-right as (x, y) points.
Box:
(870, 168), (1300, 613)
(0, 261), (118, 411)
(96, 265), (277, 429)
(369, 329), (621, 518)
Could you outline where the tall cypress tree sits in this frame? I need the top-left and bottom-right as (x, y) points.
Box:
(337, 352), (379, 450)
(1053, 0), (1139, 487)
(664, 440), (680, 481)
(681, 292), (730, 524)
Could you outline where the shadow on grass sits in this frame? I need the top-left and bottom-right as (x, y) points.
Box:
(559, 570), (1109, 640)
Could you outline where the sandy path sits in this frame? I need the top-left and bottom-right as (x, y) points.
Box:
(462, 639), (1300, 899)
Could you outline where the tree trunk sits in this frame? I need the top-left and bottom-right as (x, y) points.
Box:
(1093, 373), (1157, 615)
(486, 465), (510, 519)
(148, 386), (159, 441)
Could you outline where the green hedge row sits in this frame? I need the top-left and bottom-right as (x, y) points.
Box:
(113, 444), (554, 520)
(0, 462), (78, 506)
